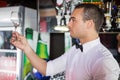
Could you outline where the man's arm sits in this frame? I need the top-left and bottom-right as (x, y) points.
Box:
(10, 32), (47, 75)
(24, 45), (47, 75)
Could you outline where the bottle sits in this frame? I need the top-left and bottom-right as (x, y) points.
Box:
(23, 28), (33, 78)
(36, 33), (49, 59)
(34, 33), (49, 80)
(83, 0), (91, 2)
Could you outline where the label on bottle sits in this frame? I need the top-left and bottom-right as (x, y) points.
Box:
(36, 40), (49, 59)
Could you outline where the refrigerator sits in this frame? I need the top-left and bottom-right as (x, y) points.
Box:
(0, 6), (37, 80)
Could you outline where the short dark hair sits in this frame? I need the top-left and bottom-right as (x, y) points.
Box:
(75, 3), (104, 32)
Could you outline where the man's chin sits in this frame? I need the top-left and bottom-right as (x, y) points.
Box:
(70, 34), (75, 38)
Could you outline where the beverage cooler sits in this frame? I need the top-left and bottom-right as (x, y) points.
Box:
(0, 6), (37, 80)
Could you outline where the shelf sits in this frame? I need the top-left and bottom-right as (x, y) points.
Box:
(0, 49), (17, 53)
(99, 32), (119, 34)
(0, 70), (16, 74)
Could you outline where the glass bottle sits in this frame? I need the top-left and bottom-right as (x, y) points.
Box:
(36, 33), (49, 59)
(23, 28), (33, 78)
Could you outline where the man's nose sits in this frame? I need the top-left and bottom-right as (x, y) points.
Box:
(67, 21), (72, 28)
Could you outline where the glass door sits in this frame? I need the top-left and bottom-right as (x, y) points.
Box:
(0, 27), (23, 80)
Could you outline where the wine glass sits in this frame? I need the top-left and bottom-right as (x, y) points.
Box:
(10, 11), (20, 31)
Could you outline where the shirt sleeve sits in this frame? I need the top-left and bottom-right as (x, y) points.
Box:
(46, 55), (66, 76)
(46, 49), (72, 76)
(92, 55), (120, 80)
(46, 46), (76, 76)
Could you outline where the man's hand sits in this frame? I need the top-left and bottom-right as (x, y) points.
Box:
(10, 31), (29, 51)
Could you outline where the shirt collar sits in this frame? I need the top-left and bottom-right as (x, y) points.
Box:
(82, 38), (101, 53)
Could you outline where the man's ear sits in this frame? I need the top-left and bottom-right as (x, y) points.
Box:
(117, 33), (120, 40)
(86, 20), (94, 29)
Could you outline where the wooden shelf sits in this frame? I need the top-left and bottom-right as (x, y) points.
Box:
(99, 32), (119, 34)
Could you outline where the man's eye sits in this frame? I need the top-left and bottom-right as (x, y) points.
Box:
(72, 19), (75, 22)
(69, 18), (75, 22)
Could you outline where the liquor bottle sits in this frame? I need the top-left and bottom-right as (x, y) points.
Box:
(36, 33), (49, 59)
(83, 0), (91, 2)
(23, 28), (33, 78)
(34, 33), (50, 80)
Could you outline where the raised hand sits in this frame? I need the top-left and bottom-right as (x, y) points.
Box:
(10, 31), (29, 51)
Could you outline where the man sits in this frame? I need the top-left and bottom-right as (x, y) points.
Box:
(11, 3), (120, 80)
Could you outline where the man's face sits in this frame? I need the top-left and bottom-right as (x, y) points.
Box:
(67, 8), (88, 39)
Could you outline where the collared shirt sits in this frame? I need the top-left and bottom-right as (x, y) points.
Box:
(46, 38), (120, 80)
